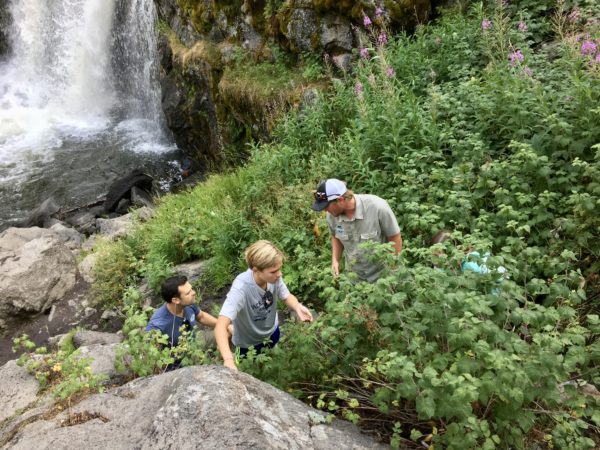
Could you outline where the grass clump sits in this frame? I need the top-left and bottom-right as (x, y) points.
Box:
(219, 47), (329, 138)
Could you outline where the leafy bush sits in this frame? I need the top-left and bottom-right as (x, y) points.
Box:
(13, 333), (107, 400)
(91, 236), (139, 307)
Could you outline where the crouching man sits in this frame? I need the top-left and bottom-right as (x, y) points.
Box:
(146, 275), (231, 369)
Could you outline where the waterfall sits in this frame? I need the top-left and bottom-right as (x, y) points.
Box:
(0, 0), (177, 226)
(112, 0), (164, 123)
(0, 0), (171, 164)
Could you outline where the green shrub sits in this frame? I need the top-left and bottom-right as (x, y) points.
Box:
(91, 237), (139, 307)
(13, 334), (107, 400)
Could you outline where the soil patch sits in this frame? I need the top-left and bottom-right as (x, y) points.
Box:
(0, 279), (123, 366)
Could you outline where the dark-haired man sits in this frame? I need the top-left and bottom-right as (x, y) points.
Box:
(146, 275), (231, 349)
(312, 179), (402, 282)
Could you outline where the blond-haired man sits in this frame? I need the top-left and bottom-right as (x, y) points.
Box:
(215, 240), (313, 370)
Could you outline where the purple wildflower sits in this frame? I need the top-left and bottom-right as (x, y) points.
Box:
(509, 49), (525, 66)
(568, 8), (580, 23)
(359, 47), (369, 59)
(386, 66), (395, 78)
(363, 15), (372, 27)
(518, 21), (528, 32)
(378, 32), (388, 46)
(522, 66), (533, 77)
(375, 7), (383, 18)
(354, 81), (364, 96)
(581, 40), (598, 56)
(482, 19), (492, 31)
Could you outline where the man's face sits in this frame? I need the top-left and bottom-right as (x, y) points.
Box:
(255, 262), (283, 285)
(325, 197), (345, 217)
(176, 281), (196, 306)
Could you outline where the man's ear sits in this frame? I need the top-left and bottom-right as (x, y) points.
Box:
(171, 296), (181, 305)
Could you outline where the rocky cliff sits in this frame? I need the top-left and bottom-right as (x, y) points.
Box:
(154, 0), (438, 168)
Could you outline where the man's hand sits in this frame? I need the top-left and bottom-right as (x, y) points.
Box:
(331, 259), (340, 277)
(295, 304), (313, 322)
(223, 358), (237, 370)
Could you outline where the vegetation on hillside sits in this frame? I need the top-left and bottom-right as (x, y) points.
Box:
(92, 1), (599, 448)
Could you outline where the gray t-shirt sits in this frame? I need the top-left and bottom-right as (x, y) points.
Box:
(219, 269), (290, 348)
(327, 194), (400, 282)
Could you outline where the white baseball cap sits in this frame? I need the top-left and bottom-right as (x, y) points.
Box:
(311, 179), (347, 211)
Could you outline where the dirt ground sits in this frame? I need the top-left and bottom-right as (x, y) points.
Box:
(0, 279), (123, 366)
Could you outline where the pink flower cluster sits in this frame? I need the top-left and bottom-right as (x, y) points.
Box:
(568, 8), (581, 23)
(509, 49), (524, 66)
(581, 39), (600, 65)
(354, 81), (364, 97)
(581, 40), (598, 55)
(508, 49), (533, 76)
(482, 19), (492, 31)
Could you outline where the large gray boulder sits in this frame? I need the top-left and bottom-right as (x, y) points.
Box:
(95, 215), (134, 240)
(0, 227), (78, 328)
(0, 360), (39, 423)
(72, 331), (123, 348)
(0, 366), (389, 449)
(75, 343), (126, 385)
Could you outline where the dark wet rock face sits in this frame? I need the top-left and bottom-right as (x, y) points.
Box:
(0, 0), (11, 60)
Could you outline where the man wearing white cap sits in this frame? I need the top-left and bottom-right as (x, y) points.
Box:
(311, 179), (402, 282)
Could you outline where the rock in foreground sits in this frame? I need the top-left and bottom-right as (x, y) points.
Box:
(1, 365), (388, 449)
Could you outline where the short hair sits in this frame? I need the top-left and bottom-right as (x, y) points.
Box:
(244, 240), (285, 270)
(161, 275), (188, 303)
(341, 189), (354, 200)
(430, 230), (452, 246)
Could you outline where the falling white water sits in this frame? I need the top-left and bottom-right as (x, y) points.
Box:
(0, 0), (178, 225)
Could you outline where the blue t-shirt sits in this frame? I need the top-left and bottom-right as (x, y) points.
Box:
(145, 304), (201, 347)
(461, 251), (507, 294)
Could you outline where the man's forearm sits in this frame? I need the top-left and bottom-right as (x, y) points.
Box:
(198, 311), (218, 328)
(388, 233), (402, 254)
(331, 236), (344, 263)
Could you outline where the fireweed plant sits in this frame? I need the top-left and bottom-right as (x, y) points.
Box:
(93, 1), (600, 448)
